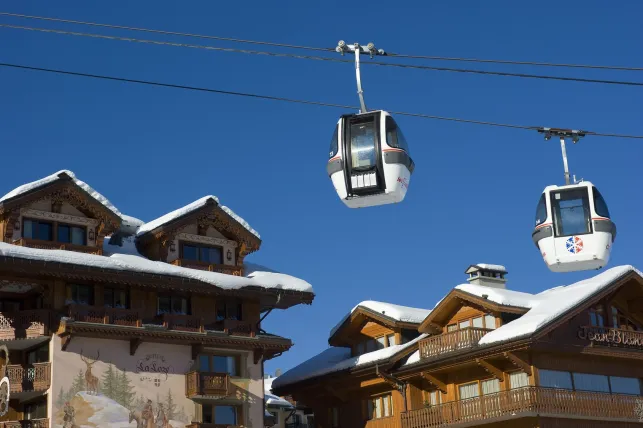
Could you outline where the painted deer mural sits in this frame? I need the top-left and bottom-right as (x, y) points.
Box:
(79, 349), (100, 395)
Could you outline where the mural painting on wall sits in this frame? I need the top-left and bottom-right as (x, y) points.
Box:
(52, 336), (195, 428)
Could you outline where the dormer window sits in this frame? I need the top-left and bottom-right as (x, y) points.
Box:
(182, 243), (223, 265)
(23, 218), (86, 245)
(23, 219), (53, 241)
(58, 224), (86, 245)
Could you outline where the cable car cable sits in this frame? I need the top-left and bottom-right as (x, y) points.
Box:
(2, 61), (642, 139)
(3, 24), (643, 88)
(1, 11), (641, 72)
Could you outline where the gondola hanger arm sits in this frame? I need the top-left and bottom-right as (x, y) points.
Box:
(336, 40), (386, 114)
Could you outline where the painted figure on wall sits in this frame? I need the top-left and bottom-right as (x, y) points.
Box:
(79, 349), (100, 395)
(62, 401), (78, 428)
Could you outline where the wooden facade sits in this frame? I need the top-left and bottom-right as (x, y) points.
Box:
(273, 271), (643, 428)
(0, 171), (314, 428)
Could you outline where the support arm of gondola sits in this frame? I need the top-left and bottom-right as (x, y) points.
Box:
(336, 40), (386, 114)
(537, 127), (587, 185)
(354, 43), (367, 114)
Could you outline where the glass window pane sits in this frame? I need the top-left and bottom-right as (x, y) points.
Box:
(212, 356), (227, 373)
(592, 187), (611, 218)
(23, 220), (34, 239)
(329, 124), (339, 159)
(610, 376), (641, 395)
(117, 290), (127, 308)
(385, 116), (410, 153)
(183, 245), (198, 261)
(484, 315), (496, 329)
(383, 395), (391, 417)
(350, 122), (376, 170)
(227, 356), (237, 376)
(104, 288), (113, 308)
(472, 317), (484, 328)
(430, 391), (441, 406)
(539, 370), (572, 389)
(158, 296), (171, 314)
(58, 225), (70, 243)
(202, 405), (213, 423)
(387, 334), (396, 346)
(535, 193), (548, 227)
(366, 340), (377, 353)
(374, 397), (382, 418)
(376, 336), (386, 349)
(447, 324), (457, 332)
(214, 406), (236, 424)
(37, 222), (52, 241)
(510, 372), (529, 389)
(573, 373), (609, 392)
(459, 320), (471, 329)
(77, 285), (92, 305)
(216, 303), (226, 321)
(366, 400), (373, 420)
(458, 382), (479, 399)
(357, 342), (365, 355)
(482, 379), (500, 395)
(551, 188), (591, 237)
(199, 355), (210, 372)
(71, 226), (85, 245)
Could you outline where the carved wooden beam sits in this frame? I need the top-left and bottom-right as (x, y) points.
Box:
(130, 339), (142, 356)
(421, 372), (447, 393)
(476, 359), (505, 382)
(504, 352), (532, 376)
(61, 333), (72, 351)
(375, 365), (403, 390)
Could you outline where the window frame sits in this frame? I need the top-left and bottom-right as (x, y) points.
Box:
(180, 241), (224, 265)
(329, 123), (339, 159)
(534, 193), (548, 227)
(57, 223), (87, 245)
(197, 353), (241, 377)
(445, 313), (497, 333)
(103, 286), (129, 309)
(157, 294), (190, 315)
(24, 398), (47, 420)
(215, 299), (243, 322)
(66, 283), (95, 306)
(365, 393), (393, 420)
(201, 404), (240, 425)
(592, 186), (611, 219)
(385, 116), (410, 153)
(22, 218), (53, 242)
(23, 218), (90, 245)
(550, 187), (593, 238)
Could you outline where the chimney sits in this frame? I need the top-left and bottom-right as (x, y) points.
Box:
(465, 264), (507, 289)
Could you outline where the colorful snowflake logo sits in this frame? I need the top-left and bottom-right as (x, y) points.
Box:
(566, 236), (584, 254)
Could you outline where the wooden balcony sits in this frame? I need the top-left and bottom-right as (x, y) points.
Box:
(401, 387), (643, 427)
(419, 328), (492, 360)
(13, 238), (102, 255)
(6, 363), (51, 393)
(171, 259), (243, 276)
(185, 371), (230, 398)
(1, 419), (50, 428)
(186, 424), (240, 428)
(68, 304), (141, 327)
(0, 310), (52, 340)
(364, 417), (398, 428)
(161, 313), (204, 332)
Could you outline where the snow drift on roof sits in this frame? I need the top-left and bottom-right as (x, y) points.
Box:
(273, 334), (427, 389)
(478, 265), (640, 346)
(0, 241), (312, 293)
(329, 300), (431, 339)
(474, 263), (507, 272)
(0, 170), (122, 217)
(264, 377), (294, 408)
(455, 283), (535, 308)
(136, 196), (260, 239)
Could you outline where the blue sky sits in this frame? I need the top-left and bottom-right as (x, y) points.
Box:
(1, 1), (642, 375)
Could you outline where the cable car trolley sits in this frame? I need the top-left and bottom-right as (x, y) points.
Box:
(327, 41), (414, 208)
(533, 128), (616, 273)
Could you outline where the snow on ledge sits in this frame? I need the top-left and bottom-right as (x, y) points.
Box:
(0, 242), (312, 293)
(329, 300), (431, 339)
(0, 169), (122, 217)
(136, 196), (260, 239)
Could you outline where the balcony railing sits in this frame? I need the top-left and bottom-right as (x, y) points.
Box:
(171, 259), (243, 276)
(68, 304), (141, 327)
(401, 387), (643, 427)
(419, 327), (492, 360)
(161, 313), (204, 332)
(185, 371), (230, 398)
(1, 419), (50, 428)
(13, 238), (102, 255)
(6, 363), (51, 393)
(0, 310), (52, 340)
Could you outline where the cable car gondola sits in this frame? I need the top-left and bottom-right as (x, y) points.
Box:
(532, 129), (616, 273)
(327, 41), (414, 208)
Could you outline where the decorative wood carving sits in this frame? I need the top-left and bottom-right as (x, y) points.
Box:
(130, 338), (142, 356)
(421, 372), (447, 393)
(19, 208), (100, 227)
(176, 232), (238, 249)
(504, 352), (532, 375)
(476, 358), (505, 381)
(3, 211), (19, 241)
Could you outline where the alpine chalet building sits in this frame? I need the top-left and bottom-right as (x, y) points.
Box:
(0, 170), (314, 428)
(272, 264), (643, 428)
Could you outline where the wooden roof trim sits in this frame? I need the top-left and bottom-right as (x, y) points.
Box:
(0, 254), (314, 309)
(418, 289), (528, 333)
(0, 173), (121, 229)
(328, 306), (421, 346)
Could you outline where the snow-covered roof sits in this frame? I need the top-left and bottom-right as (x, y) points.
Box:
(329, 300), (431, 339)
(264, 377), (294, 408)
(454, 283), (535, 309)
(0, 170), (122, 218)
(0, 241), (313, 293)
(466, 263), (507, 273)
(273, 334), (427, 389)
(136, 195), (260, 239)
(479, 265), (640, 345)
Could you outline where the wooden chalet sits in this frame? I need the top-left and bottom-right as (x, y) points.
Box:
(272, 264), (643, 428)
(0, 170), (314, 428)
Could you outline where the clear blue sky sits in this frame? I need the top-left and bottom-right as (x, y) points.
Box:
(1, 1), (642, 375)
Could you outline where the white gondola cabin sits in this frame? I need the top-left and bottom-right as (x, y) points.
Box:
(532, 181), (616, 273)
(327, 110), (414, 208)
